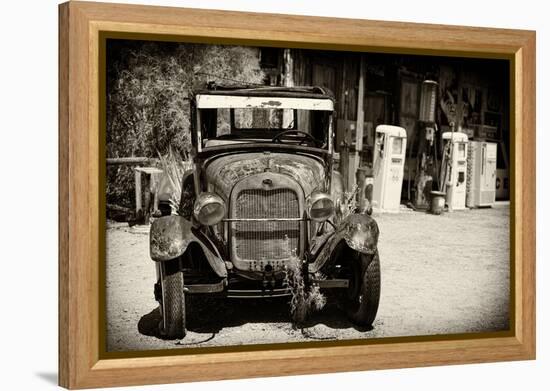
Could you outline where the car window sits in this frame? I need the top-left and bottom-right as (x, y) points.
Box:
(200, 106), (331, 149)
(233, 108), (295, 130)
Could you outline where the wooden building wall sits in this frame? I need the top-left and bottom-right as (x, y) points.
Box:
(258, 48), (510, 199)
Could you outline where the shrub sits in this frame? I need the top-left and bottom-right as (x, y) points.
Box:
(106, 40), (265, 209)
(283, 237), (326, 325)
(157, 147), (193, 213)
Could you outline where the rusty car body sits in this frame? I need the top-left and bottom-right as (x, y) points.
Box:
(149, 85), (381, 338)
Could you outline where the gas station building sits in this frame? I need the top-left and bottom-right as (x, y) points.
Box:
(258, 48), (510, 209)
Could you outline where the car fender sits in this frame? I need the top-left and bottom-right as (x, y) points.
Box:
(309, 213), (379, 273)
(149, 215), (227, 277)
(339, 213), (379, 254)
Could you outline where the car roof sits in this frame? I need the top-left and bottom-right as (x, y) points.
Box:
(193, 84), (335, 101)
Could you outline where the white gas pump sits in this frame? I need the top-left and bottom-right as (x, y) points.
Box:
(466, 141), (497, 207)
(441, 132), (469, 210)
(372, 125), (407, 213)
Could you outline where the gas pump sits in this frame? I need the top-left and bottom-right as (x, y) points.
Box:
(440, 132), (468, 210)
(466, 141), (497, 207)
(372, 125), (407, 213)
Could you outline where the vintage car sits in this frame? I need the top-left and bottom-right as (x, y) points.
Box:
(150, 85), (380, 338)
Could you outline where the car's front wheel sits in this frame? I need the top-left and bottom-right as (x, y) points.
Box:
(160, 261), (186, 339)
(346, 251), (380, 328)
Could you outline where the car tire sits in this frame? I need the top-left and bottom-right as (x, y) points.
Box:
(161, 265), (186, 339)
(346, 251), (380, 328)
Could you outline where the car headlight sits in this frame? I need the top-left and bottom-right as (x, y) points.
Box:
(193, 193), (226, 226)
(307, 191), (335, 222)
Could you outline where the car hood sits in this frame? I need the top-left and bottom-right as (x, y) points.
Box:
(205, 152), (326, 197)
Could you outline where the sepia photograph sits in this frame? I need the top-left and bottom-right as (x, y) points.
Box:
(104, 39), (510, 352)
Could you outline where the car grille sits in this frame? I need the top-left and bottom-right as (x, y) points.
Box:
(234, 188), (300, 261)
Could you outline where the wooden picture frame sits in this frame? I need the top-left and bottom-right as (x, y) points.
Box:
(59, 1), (536, 388)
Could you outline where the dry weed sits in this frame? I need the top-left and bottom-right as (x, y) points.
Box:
(283, 236), (326, 325)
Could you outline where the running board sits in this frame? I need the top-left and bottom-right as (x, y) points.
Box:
(182, 278), (349, 297)
(183, 280), (226, 294)
(227, 288), (292, 298)
(313, 278), (349, 288)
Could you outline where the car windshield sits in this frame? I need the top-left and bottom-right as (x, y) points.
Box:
(196, 95), (333, 150)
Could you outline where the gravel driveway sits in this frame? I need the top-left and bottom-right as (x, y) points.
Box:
(106, 205), (510, 352)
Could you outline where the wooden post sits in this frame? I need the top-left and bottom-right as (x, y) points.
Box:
(151, 173), (160, 215)
(134, 167), (164, 223)
(283, 48), (294, 128)
(283, 48), (294, 87)
(339, 58), (350, 190)
(134, 169), (142, 215)
(143, 174), (151, 222)
(348, 54), (366, 190)
(341, 105), (350, 190)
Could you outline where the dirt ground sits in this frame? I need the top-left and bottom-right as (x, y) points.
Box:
(106, 205), (510, 352)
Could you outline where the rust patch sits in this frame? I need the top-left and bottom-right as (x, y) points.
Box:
(149, 215), (228, 277)
(341, 213), (379, 254)
(149, 216), (192, 261)
(309, 213), (379, 273)
(206, 153), (325, 197)
(260, 100), (282, 107)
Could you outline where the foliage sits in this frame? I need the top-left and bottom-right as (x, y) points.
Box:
(106, 40), (266, 208)
(106, 165), (137, 212)
(335, 184), (359, 223)
(157, 147), (194, 213)
(283, 237), (326, 325)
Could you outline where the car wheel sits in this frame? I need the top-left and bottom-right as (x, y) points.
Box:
(346, 251), (380, 328)
(161, 263), (186, 339)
